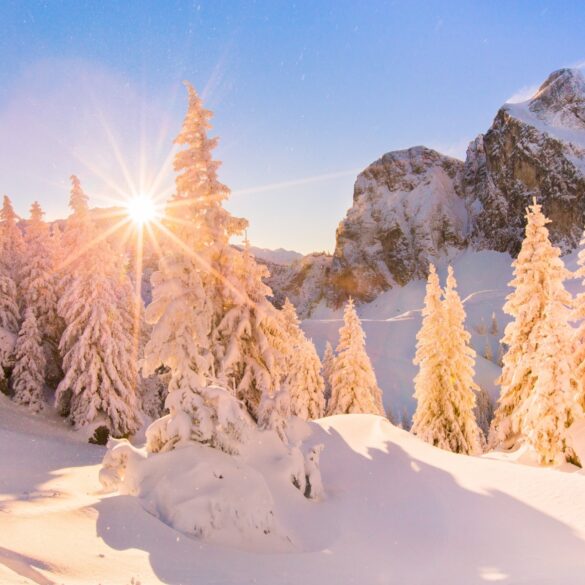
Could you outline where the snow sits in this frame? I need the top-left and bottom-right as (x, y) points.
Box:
(4, 394), (585, 584)
(303, 249), (513, 416)
(246, 246), (303, 266)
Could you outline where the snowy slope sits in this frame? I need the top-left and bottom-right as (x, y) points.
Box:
(3, 395), (585, 585)
(303, 249), (514, 417)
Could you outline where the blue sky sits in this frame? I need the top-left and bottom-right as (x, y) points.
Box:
(0, 1), (584, 253)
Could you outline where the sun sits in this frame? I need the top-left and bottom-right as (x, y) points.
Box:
(125, 194), (158, 225)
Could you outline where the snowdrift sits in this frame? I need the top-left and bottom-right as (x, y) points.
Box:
(4, 395), (585, 584)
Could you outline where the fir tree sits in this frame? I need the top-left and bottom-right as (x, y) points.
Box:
(412, 265), (482, 455)
(280, 298), (325, 420)
(144, 83), (288, 451)
(20, 202), (62, 346)
(490, 312), (499, 336)
(0, 271), (19, 334)
(56, 178), (141, 439)
(327, 299), (384, 416)
(322, 341), (335, 403)
(12, 308), (46, 412)
(0, 195), (25, 283)
(490, 200), (579, 465)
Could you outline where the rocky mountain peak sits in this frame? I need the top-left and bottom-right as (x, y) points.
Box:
(529, 68), (585, 127)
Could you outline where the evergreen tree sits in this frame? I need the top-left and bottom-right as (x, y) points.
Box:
(20, 202), (61, 345)
(56, 178), (141, 439)
(412, 265), (482, 455)
(483, 336), (494, 362)
(327, 299), (384, 416)
(0, 195), (25, 283)
(490, 200), (579, 465)
(322, 341), (335, 403)
(12, 309), (46, 412)
(279, 298), (325, 420)
(490, 312), (499, 336)
(144, 83), (288, 451)
(0, 271), (19, 334)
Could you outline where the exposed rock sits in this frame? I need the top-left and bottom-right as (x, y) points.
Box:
(266, 68), (585, 314)
(330, 146), (466, 302)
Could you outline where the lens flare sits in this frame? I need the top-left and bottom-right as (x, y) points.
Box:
(126, 194), (158, 225)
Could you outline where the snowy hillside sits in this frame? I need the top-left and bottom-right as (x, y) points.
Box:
(3, 395), (585, 585)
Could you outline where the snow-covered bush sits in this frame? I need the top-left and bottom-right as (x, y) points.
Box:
(146, 385), (254, 455)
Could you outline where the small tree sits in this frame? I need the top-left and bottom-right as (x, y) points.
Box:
(56, 178), (141, 440)
(322, 341), (335, 403)
(412, 265), (482, 455)
(327, 299), (384, 416)
(12, 309), (46, 412)
(490, 200), (578, 463)
(0, 195), (25, 283)
(280, 299), (325, 420)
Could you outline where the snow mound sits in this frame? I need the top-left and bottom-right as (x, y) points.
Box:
(101, 422), (323, 552)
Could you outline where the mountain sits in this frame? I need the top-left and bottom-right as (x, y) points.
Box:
(269, 68), (585, 314)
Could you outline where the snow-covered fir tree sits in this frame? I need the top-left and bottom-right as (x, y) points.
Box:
(412, 265), (482, 455)
(490, 200), (579, 465)
(12, 308), (46, 412)
(0, 270), (19, 335)
(213, 242), (288, 420)
(322, 341), (334, 403)
(326, 298), (384, 416)
(280, 298), (325, 420)
(573, 229), (585, 410)
(0, 195), (25, 283)
(56, 178), (141, 440)
(490, 312), (499, 336)
(58, 176), (92, 288)
(143, 83), (288, 452)
(20, 202), (60, 339)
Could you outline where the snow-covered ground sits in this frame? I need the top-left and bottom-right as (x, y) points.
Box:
(3, 392), (585, 585)
(304, 248), (583, 418)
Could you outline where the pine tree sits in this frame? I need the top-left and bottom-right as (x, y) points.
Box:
(12, 308), (46, 412)
(144, 83), (288, 451)
(213, 243), (288, 417)
(322, 341), (335, 403)
(0, 195), (25, 283)
(483, 336), (493, 362)
(0, 271), (19, 334)
(411, 265), (482, 455)
(327, 299), (384, 416)
(20, 202), (62, 348)
(279, 299), (325, 420)
(490, 200), (579, 465)
(56, 178), (141, 439)
(490, 312), (499, 336)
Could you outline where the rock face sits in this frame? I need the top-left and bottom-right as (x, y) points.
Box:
(465, 68), (585, 255)
(265, 68), (585, 315)
(330, 147), (466, 302)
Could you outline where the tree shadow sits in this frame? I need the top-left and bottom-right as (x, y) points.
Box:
(94, 418), (585, 584)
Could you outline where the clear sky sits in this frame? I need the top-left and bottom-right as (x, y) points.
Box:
(0, 1), (584, 253)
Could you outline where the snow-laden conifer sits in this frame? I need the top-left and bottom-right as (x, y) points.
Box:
(322, 341), (335, 403)
(0, 195), (25, 283)
(143, 84), (287, 451)
(20, 202), (61, 344)
(490, 200), (578, 463)
(327, 299), (384, 416)
(0, 271), (19, 335)
(12, 308), (46, 412)
(56, 178), (141, 439)
(412, 265), (482, 454)
(279, 299), (325, 420)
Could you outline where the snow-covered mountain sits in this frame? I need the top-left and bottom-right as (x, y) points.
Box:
(270, 68), (585, 315)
